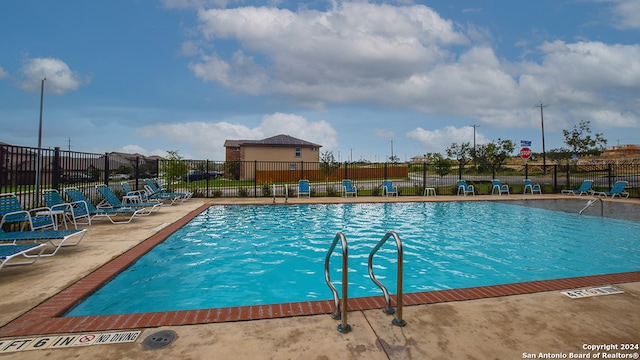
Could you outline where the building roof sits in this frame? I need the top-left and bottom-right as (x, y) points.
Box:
(224, 134), (321, 148)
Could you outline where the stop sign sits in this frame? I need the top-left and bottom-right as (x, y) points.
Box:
(520, 147), (532, 159)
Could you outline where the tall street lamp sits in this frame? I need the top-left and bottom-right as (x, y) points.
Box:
(35, 78), (46, 202)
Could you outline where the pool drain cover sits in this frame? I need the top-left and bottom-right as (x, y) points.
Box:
(142, 330), (177, 350)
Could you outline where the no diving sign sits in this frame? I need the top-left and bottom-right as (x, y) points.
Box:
(0, 331), (141, 353)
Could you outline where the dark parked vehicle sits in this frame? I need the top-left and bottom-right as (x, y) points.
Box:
(185, 170), (223, 181)
(62, 173), (95, 183)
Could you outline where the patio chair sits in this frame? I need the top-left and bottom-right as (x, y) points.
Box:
(523, 179), (542, 194)
(457, 180), (474, 196)
(0, 227), (87, 257)
(491, 180), (510, 195)
(561, 180), (594, 196)
(64, 187), (145, 224)
(143, 179), (192, 203)
(596, 181), (629, 198)
(122, 182), (176, 206)
(0, 243), (46, 271)
(342, 180), (357, 197)
(95, 184), (161, 215)
(42, 189), (90, 229)
(298, 180), (310, 198)
(0, 193), (57, 231)
(382, 180), (398, 197)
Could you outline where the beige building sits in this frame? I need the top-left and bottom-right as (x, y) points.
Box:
(223, 134), (322, 180)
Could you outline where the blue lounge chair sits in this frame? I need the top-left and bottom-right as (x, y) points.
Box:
(95, 184), (161, 215)
(122, 182), (178, 206)
(42, 189), (89, 229)
(342, 180), (357, 197)
(523, 179), (542, 194)
(143, 179), (192, 203)
(491, 179), (510, 195)
(0, 227), (87, 257)
(382, 180), (398, 197)
(0, 243), (46, 271)
(561, 180), (594, 196)
(596, 181), (629, 198)
(64, 187), (144, 224)
(298, 180), (310, 198)
(0, 193), (57, 231)
(457, 180), (474, 196)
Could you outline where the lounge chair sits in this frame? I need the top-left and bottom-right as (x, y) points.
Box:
(457, 180), (474, 196)
(298, 180), (310, 198)
(95, 184), (162, 215)
(382, 180), (398, 197)
(143, 179), (192, 203)
(561, 180), (594, 196)
(64, 187), (145, 224)
(342, 180), (357, 197)
(122, 182), (177, 206)
(596, 181), (629, 198)
(0, 193), (57, 231)
(0, 227), (87, 257)
(42, 189), (89, 229)
(491, 180), (510, 195)
(0, 243), (46, 271)
(523, 179), (542, 194)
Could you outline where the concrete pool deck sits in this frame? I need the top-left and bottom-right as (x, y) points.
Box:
(0, 194), (639, 359)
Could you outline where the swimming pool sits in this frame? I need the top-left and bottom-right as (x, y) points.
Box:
(66, 201), (640, 316)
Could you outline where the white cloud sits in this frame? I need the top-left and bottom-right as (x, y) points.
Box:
(374, 128), (395, 139)
(609, 0), (640, 29)
(18, 57), (89, 94)
(407, 125), (490, 154)
(0, 66), (7, 79)
(136, 112), (337, 159)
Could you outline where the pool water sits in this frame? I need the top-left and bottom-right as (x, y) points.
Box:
(66, 201), (640, 316)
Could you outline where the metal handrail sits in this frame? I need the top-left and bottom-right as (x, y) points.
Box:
(579, 197), (603, 216)
(368, 230), (406, 327)
(324, 231), (351, 333)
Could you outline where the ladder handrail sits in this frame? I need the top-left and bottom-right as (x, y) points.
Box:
(368, 230), (406, 327)
(579, 197), (603, 216)
(324, 231), (351, 333)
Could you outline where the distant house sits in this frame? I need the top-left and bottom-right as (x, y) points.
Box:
(224, 134), (321, 162)
(223, 134), (322, 180)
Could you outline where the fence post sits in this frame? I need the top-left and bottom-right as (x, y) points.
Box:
(104, 153), (110, 185)
(383, 162), (388, 180)
(422, 162), (427, 192)
(553, 164), (558, 193)
(52, 147), (61, 190)
(608, 164), (613, 189)
(206, 159), (210, 196)
(254, 160), (258, 197)
(135, 156), (140, 190)
(525, 163), (529, 179)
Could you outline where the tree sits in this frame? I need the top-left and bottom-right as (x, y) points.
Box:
(161, 150), (188, 185)
(562, 120), (607, 156)
(319, 151), (340, 185)
(486, 139), (515, 169)
(446, 142), (472, 177)
(428, 153), (452, 177)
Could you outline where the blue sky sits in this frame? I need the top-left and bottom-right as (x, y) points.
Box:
(1, 0), (638, 162)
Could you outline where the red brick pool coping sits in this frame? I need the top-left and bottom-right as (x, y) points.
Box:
(1, 203), (639, 338)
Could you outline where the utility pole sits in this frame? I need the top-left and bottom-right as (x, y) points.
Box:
(471, 124), (480, 167)
(536, 102), (548, 173)
(389, 140), (394, 162)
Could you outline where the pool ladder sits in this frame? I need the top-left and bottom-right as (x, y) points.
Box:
(579, 197), (603, 216)
(272, 183), (288, 204)
(324, 230), (406, 333)
(368, 231), (406, 327)
(324, 231), (351, 333)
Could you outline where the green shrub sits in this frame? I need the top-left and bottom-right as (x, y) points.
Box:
(238, 187), (248, 197)
(261, 183), (272, 197)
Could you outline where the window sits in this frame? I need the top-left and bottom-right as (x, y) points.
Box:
(295, 147), (301, 157)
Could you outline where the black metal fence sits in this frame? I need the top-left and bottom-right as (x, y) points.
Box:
(1, 143), (637, 210)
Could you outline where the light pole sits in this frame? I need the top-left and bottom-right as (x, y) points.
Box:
(35, 78), (46, 203)
(536, 102), (548, 173)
